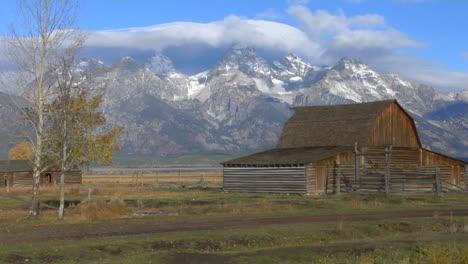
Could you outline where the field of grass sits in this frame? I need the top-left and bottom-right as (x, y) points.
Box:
(1, 216), (467, 263)
(2, 184), (467, 222)
(1, 183), (468, 263)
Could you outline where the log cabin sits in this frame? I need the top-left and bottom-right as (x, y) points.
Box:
(0, 160), (82, 188)
(222, 100), (467, 194)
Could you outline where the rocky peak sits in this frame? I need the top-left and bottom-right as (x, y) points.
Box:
(145, 54), (176, 77)
(332, 56), (366, 71)
(112, 56), (141, 74)
(455, 89), (468, 102)
(211, 45), (271, 77)
(74, 58), (106, 73)
(272, 53), (314, 78)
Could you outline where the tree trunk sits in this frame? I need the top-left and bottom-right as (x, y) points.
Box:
(58, 125), (67, 220)
(29, 168), (41, 217)
(58, 169), (65, 219)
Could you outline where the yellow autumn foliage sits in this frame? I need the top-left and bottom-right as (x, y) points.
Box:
(9, 142), (33, 160)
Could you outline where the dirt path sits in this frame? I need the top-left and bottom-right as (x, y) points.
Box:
(1, 209), (467, 245)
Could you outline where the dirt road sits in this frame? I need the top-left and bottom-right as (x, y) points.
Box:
(2, 209), (467, 245)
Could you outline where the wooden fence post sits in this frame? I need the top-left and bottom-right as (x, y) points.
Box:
(384, 146), (392, 195)
(325, 168), (329, 194)
(435, 167), (441, 195)
(140, 171), (144, 187)
(464, 165), (468, 189)
(354, 142), (360, 187)
(6, 178), (10, 193)
(336, 167), (342, 195)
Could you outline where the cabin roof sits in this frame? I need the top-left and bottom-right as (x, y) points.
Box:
(222, 146), (353, 166)
(278, 100), (400, 148)
(0, 160), (32, 172)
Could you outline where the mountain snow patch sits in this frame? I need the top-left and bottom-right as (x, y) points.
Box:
(188, 70), (209, 98)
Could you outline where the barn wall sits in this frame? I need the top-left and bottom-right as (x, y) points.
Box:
(307, 152), (355, 194)
(318, 147), (466, 193)
(324, 165), (356, 194)
(306, 164), (317, 193)
(223, 166), (306, 194)
(370, 103), (420, 147)
(9, 171), (82, 187)
(421, 150), (466, 166)
(50, 171), (82, 184)
(0, 173), (6, 187)
(13, 172), (34, 187)
(361, 147), (420, 171)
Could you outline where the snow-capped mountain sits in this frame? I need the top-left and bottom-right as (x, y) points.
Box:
(145, 54), (176, 77)
(1, 46), (466, 159)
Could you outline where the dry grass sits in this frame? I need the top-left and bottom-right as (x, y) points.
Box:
(427, 247), (468, 264)
(338, 199), (385, 209)
(0, 209), (28, 220)
(75, 199), (129, 221)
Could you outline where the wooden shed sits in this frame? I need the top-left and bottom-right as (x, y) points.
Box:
(222, 100), (467, 194)
(0, 160), (82, 188)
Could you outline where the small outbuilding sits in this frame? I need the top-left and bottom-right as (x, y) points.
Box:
(0, 160), (82, 188)
(222, 100), (467, 194)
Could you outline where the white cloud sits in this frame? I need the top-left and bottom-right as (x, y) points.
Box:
(87, 15), (316, 54)
(2, 6), (467, 93)
(349, 14), (386, 27)
(365, 55), (468, 92)
(255, 8), (283, 20)
(79, 8), (468, 92)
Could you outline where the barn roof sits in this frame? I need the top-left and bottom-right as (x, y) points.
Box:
(0, 160), (32, 172)
(278, 100), (400, 148)
(222, 146), (353, 166)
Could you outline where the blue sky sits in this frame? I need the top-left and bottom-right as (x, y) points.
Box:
(0, 0), (467, 92)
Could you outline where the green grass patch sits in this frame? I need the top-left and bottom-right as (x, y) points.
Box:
(1, 217), (467, 263)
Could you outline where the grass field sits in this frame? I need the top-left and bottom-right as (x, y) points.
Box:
(1, 181), (468, 263)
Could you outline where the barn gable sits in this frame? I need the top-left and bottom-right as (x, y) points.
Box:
(370, 102), (421, 147)
(277, 100), (421, 148)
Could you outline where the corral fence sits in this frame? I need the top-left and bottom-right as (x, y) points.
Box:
(83, 167), (223, 185)
(323, 144), (467, 195)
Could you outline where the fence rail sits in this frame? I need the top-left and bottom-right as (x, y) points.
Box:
(83, 169), (223, 185)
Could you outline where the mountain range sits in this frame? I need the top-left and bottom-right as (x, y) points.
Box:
(1, 46), (467, 160)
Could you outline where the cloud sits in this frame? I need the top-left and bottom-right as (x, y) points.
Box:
(86, 15), (313, 52)
(84, 15), (322, 69)
(2, 6), (466, 93)
(361, 55), (468, 92)
(79, 7), (468, 92)
(349, 14), (386, 27)
(285, 6), (468, 92)
(255, 8), (283, 20)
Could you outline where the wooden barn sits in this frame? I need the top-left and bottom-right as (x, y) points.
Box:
(0, 160), (82, 188)
(222, 100), (467, 194)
